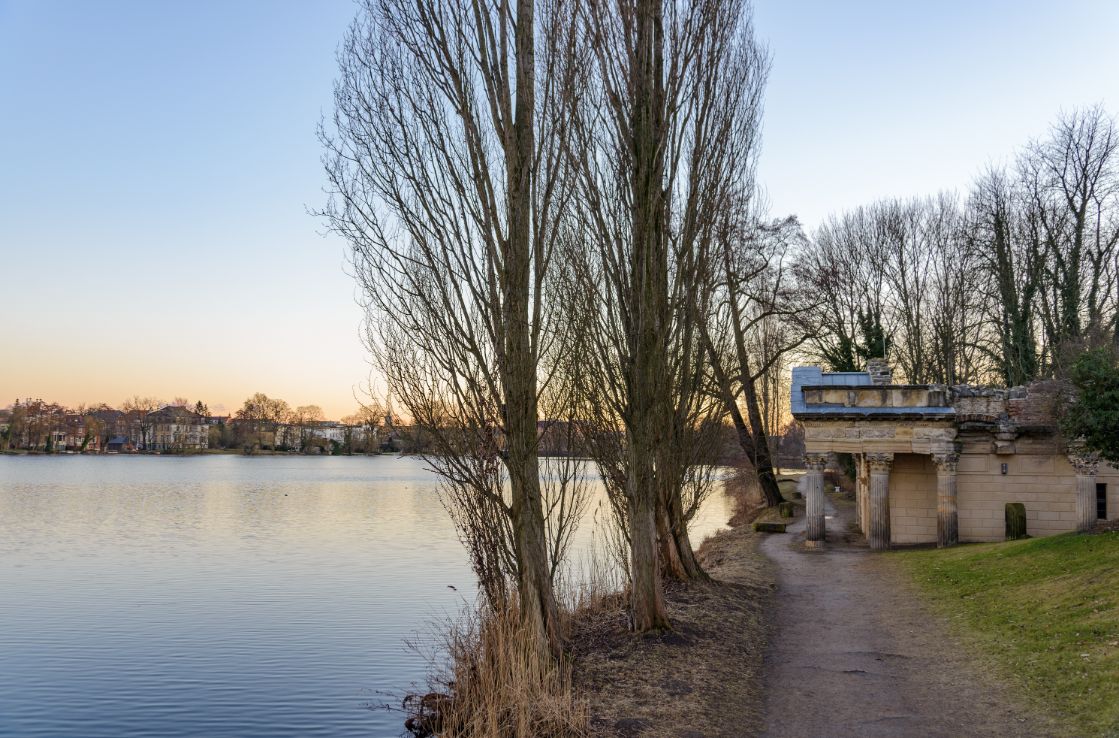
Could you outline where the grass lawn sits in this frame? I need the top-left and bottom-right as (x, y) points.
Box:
(896, 531), (1119, 737)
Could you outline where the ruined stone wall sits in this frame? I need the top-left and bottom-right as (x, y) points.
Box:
(800, 372), (1119, 543)
(951, 388), (1007, 422)
(950, 381), (1063, 428)
(952, 439), (1119, 540)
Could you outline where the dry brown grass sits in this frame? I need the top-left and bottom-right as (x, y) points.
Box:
(407, 606), (590, 737)
(406, 498), (775, 737)
(723, 466), (768, 527)
(569, 524), (774, 737)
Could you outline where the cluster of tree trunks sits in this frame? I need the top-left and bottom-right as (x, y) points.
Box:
(323, 0), (802, 654)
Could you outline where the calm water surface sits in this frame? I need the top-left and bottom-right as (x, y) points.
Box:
(0, 455), (735, 738)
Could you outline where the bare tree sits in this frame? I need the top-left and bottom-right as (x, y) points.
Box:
(568, 0), (765, 628)
(235, 393), (290, 450)
(798, 206), (891, 372)
(292, 404), (325, 451)
(800, 195), (990, 386)
(924, 193), (989, 385)
(967, 167), (1043, 386)
(1023, 106), (1119, 366)
(799, 110), (1119, 391)
(342, 401), (384, 453)
(122, 396), (161, 450)
(321, 0), (581, 654)
(705, 210), (812, 508)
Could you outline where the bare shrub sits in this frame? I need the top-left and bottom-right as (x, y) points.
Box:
(723, 463), (767, 527)
(405, 604), (590, 738)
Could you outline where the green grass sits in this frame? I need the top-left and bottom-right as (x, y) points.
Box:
(896, 532), (1119, 737)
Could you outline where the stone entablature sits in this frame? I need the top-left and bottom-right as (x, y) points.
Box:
(801, 419), (957, 455)
(801, 384), (951, 415)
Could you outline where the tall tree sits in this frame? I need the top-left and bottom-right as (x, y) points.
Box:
(235, 393), (290, 450)
(968, 167), (1042, 386)
(706, 213), (812, 508)
(292, 405), (325, 451)
(570, 0), (764, 628)
(798, 206), (892, 373)
(341, 403), (383, 453)
(1024, 106), (1119, 366)
(321, 0), (581, 653)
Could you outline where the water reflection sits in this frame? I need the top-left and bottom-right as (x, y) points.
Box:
(0, 455), (733, 738)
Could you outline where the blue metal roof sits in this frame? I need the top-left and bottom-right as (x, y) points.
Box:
(790, 367), (873, 414)
(790, 366), (955, 418)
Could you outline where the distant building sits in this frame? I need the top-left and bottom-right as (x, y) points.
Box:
(146, 406), (209, 451)
(311, 421), (348, 444)
(90, 407), (128, 442)
(106, 435), (135, 453)
(536, 419), (588, 457)
(61, 414), (98, 452)
(277, 420), (372, 452)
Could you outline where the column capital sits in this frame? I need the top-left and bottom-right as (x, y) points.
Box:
(866, 452), (894, 473)
(804, 452), (829, 471)
(932, 451), (960, 474)
(1068, 451), (1099, 477)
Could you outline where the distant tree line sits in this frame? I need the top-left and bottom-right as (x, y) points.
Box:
(1, 392), (397, 455)
(799, 106), (1119, 387)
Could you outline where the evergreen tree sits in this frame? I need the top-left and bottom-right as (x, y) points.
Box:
(1062, 348), (1119, 464)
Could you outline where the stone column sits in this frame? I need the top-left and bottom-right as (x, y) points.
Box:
(804, 452), (829, 546)
(853, 454), (864, 533)
(932, 451), (960, 548)
(859, 454), (871, 536)
(1069, 451), (1100, 532)
(866, 452), (893, 551)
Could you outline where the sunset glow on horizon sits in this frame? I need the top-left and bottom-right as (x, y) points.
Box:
(2, 0), (1116, 419)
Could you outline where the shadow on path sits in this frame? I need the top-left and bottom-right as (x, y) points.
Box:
(758, 494), (1053, 738)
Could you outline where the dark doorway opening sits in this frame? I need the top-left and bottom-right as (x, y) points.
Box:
(1097, 483), (1108, 520)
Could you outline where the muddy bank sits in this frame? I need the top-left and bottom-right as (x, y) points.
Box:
(571, 523), (775, 737)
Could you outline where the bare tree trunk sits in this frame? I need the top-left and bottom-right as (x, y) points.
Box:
(628, 440), (669, 631)
(572, 0), (769, 625)
(505, 0), (559, 652)
(741, 370), (783, 507)
(623, 0), (672, 632)
(660, 475), (709, 580)
(655, 496), (687, 580)
(322, 0), (585, 657)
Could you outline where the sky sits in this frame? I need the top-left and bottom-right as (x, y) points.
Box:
(1, 0), (1116, 419)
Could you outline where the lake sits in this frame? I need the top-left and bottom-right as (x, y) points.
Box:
(0, 455), (736, 738)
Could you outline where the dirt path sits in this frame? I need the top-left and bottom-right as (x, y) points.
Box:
(758, 495), (1054, 738)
